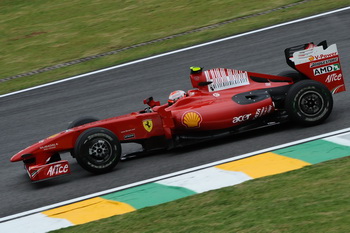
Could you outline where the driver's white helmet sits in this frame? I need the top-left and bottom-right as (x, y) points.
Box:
(168, 90), (186, 106)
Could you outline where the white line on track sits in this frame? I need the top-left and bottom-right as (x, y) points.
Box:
(1, 5), (350, 223)
(1, 126), (350, 223)
(1, 6), (350, 99)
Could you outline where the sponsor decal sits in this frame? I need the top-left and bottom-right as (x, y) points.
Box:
(313, 63), (340, 76)
(310, 57), (338, 68)
(47, 164), (69, 177)
(124, 134), (135, 139)
(213, 93), (220, 97)
(293, 44), (338, 65)
(232, 114), (251, 124)
(204, 69), (249, 92)
(40, 143), (58, 151)
(308, 52), (338, 61)
(297, 49), (313, 59)
(325, 73), (342, 83)
(253, 105), (273, 119)
(142, 119), (153, 132)
(182, 111), (202, 128)
(121, 128), (136, 134)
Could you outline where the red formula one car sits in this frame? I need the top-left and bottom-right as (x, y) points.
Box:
(11, 40), (346, 182)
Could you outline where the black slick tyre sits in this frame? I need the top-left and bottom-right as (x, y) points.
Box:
(285, 80), (333, 126)
(277, 70), (305, 82)
(68, 117), (99, 158)
(74, 127), (121, 174)
(68, 116), (99, 129)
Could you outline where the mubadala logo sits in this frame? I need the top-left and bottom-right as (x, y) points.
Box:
(313, 63), (340, 76)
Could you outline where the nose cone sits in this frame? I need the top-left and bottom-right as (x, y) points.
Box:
(10, 145), (37, 162)
(10, 153), (22, 162)
(10, 131), (68, 162)
(10, 137), (49, 162)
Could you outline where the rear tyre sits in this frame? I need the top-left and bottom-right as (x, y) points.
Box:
(74, 127), (121, 174)
(285, 80), (333, 126)
(277, 70), (305, 82)
(68, 116), (99, 129)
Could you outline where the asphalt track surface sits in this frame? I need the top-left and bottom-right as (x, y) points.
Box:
(1, 9), (350, 218)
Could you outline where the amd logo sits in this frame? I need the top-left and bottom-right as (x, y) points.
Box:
(313, 64), (340, 76)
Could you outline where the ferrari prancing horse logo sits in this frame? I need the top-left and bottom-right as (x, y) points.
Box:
(143, 119), (153, 132)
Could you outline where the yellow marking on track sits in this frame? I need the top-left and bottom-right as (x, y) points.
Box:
(216, 152), (311, 178)
(43, 197), (136, 225)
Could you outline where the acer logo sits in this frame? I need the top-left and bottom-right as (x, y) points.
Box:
(47, 164), (69, 177)
(233, 114), (251, 123)
(325, 73), (342, 83)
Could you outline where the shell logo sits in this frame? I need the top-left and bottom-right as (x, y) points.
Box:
(182, 111), (202, 128)
(308, 56), (315, 61)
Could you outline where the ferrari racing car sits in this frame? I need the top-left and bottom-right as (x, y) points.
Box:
(10, 40), (346, 182)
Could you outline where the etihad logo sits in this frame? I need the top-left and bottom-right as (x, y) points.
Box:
(142, 119), (153, 132)
(182, 111), (202, 128)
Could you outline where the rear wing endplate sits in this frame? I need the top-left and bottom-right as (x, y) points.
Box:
(285, 41), (345, 94)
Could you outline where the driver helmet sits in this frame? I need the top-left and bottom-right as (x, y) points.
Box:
(168, 90), (186, 106)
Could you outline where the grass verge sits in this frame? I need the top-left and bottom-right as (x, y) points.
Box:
(1, 0), (349, 95)
(52, 156), (350, 233)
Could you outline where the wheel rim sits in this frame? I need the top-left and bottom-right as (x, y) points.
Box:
(298, 91), (324, 117)
(87, 138), (113, 164)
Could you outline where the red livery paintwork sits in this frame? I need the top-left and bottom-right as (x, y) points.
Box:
(27, 161), (70, 182)
(11, 40), (346, 182)
(285, 41), (345, 93)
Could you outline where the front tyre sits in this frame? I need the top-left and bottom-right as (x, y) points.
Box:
(285, 80), (333, 126)
(68, 116), (99, 158)
(74, 127), (121, 174)
(68, 116), (99, 129)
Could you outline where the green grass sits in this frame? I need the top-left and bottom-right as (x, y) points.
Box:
(52, 156), (350, 233)
(1, 0), (349, 95)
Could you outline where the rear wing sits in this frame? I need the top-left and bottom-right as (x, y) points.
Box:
(285, 40), (345, 94)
